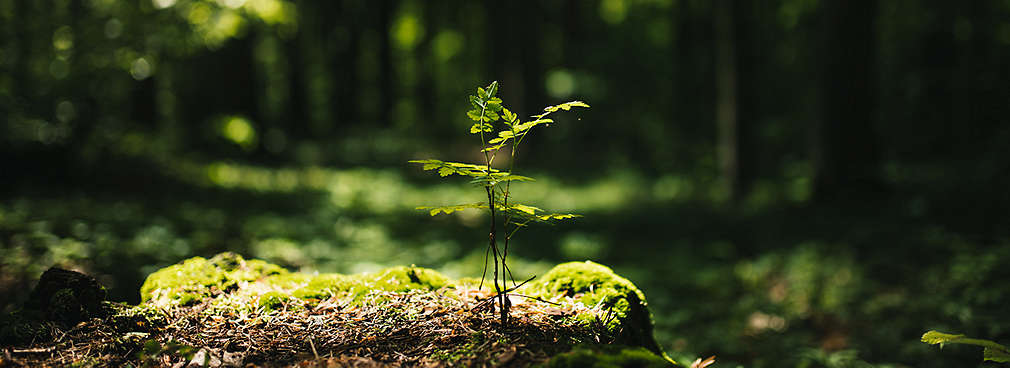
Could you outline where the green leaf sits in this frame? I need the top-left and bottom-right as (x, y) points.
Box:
(512, 204), (541, 215)
(469, 95), (483, 109)
(484, 110), (500, 121)
(512, 119), (551, 134)
(985, 347), (1010, 363)
(502, 108), (517, 123)
(409, 159), (444, 171)
(470, 122), (493, 134)
(467, 109), (483, 121)
(486, 81), (498, 98)
(486, 97), (503, 112)
(922, 331), (966, 346)
(538, 213), (582, 221)
(470, 173), (535, 186)
(557, 100), (590, 110)
(417, 202), (488, 216)
(478, 87), (487, 98)
(410, 159), (498, 178)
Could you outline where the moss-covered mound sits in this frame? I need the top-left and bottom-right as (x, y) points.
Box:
(524, 261), (663, 354)
(6, 253), (675, 367)
(140, 252), (287, 306)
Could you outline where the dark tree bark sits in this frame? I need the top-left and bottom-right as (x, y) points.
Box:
(713, 0), (741, 202)
(812, 0), (882, 202)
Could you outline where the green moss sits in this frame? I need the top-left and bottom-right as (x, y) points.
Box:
(141, 253), (451, 310)
(140, 252), (287, 306)
(362, 266), (449, 292)
(525, 261), (662, 354)
(290, 273), (360, 300)
(258, 291), (289, 311)
(540, 345), (676, 368)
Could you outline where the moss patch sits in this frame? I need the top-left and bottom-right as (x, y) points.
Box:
(524, 261), (663, 354)
(142, 253), (453, 311)
(539, 345), (675, 368)
(129, 253), (670, 366)
(140, 252), (287, 306)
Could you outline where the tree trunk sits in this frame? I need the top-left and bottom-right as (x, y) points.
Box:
(377, 0), (394, 127)
(812, 0), (882, 202)
(713, 0), (740, 203)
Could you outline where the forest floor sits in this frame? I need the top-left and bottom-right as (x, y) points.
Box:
(3, 289), (609, 367)
(0, 254), (674, 367)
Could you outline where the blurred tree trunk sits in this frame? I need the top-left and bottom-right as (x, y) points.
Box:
(518, 1), (544, 117)
(812, 0), (882, 202)
(12, 0), (30, 104)
(330, 0), (360, 130)
(563, 0), (583, 64)
(415, 1), (436, 128)
(285, 25), (309, 140)
(378, 0), (394, 127)
(733, 0), (758, 202)
(713, 0), (741, 203)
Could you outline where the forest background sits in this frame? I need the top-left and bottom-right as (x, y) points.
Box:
(3, 0), (1010, 366)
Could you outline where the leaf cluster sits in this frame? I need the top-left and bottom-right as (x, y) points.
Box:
(921, 330), (1010, 363)
(411, 81), (588, 227)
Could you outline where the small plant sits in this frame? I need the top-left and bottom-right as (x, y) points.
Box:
(411, 81), (588, 326)
(921, 330), (1010, 364)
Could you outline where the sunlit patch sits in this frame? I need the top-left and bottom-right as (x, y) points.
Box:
(152, 0), (177, 9)
(245, 0), (295, 25)
(220, 115), (257, 150)
(560, 232), (605, 260)
(599, 0), (628, 25)
(393, 13), (424, 50)
(185, 2), (212, 25)
(746, 311), (788, 334)
(432, 30), (463, 61)
(206, 162), (241, 188)
(545, 69), (576, 99)
(217, 0), (247, 9)
(52, 26), (74, 51)
(130, 57), (152, 80)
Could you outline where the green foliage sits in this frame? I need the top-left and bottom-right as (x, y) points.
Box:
(921, 330), (1010, 364)
(410, 81), (588, 326)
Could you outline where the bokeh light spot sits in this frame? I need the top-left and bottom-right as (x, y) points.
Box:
(104, 19), (123, 39)
(152, 0), (177, 9)
(432, 30), (463, 62)
(130, 57), (152, 80)
(49, 59), (69, 79)
(393, 14), (424, 50)
(221, 115), (257, 149)
(599, 0), (628, 25)
(545, 69), (576, 98)
(52, 26), (74, 51)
